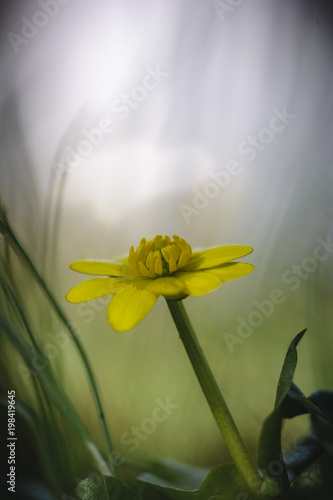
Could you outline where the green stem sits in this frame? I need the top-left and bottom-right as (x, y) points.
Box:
(0, 217), (117, 477)
(166, 299), (262, 493)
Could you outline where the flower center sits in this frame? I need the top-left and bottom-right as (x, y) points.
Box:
(128, 235), (192, 278)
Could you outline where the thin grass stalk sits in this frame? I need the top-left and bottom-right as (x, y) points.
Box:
(0, 216), (117, 477)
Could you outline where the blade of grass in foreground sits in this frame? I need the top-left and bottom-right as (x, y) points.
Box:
(0, 267), (111, 478)
(0, 265), (67, 476)
(0, 214), (117, 477)
(0, 395), (62, 497)
(0, 315), (111, 477)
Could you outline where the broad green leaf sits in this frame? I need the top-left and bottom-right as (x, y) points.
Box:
(76, 474), (180, 500)
(75, 476), (135, 500)
(196, 463), (255, 499)
(137, 458), (207, 490)
(134, 479), (194, 500)
(135, 463), (255, 500)
(257, 330), (306, 496)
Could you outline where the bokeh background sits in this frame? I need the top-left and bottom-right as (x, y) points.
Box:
(1, 0), (333, 494)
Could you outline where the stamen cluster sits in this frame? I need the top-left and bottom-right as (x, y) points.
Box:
(128, 235), (192, 278)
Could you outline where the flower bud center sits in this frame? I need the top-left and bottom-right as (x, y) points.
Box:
(128, 235), (192, 278)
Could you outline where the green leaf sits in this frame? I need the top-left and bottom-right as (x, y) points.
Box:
(257, 329), (307, 496)
(274, 330), (306, 408)
(76, 474), (180, 500)
(134, 478), (194, 500)
(138, 457), (207, 489)
(75, 476), (136, 500)
(196, 463), (255, 499)
(136, 463), (256, 500)
(76, 463), (257, 500)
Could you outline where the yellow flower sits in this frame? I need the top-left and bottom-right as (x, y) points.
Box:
(66, 235), (253, 332)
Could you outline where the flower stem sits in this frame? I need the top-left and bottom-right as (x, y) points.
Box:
(166, 299), (262, 493)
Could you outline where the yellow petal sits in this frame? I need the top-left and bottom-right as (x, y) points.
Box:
(184, 245), (253, 271)
(107, 282), (158, 332)
(176, 271), (221, 296)
(145, 276), (185, 298)
(209, 262), (254, 281)
(66, 277), (125, 303)
(70, 260), (127, 276)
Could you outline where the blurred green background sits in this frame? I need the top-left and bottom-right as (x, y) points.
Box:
(1, 0), (333, 496)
